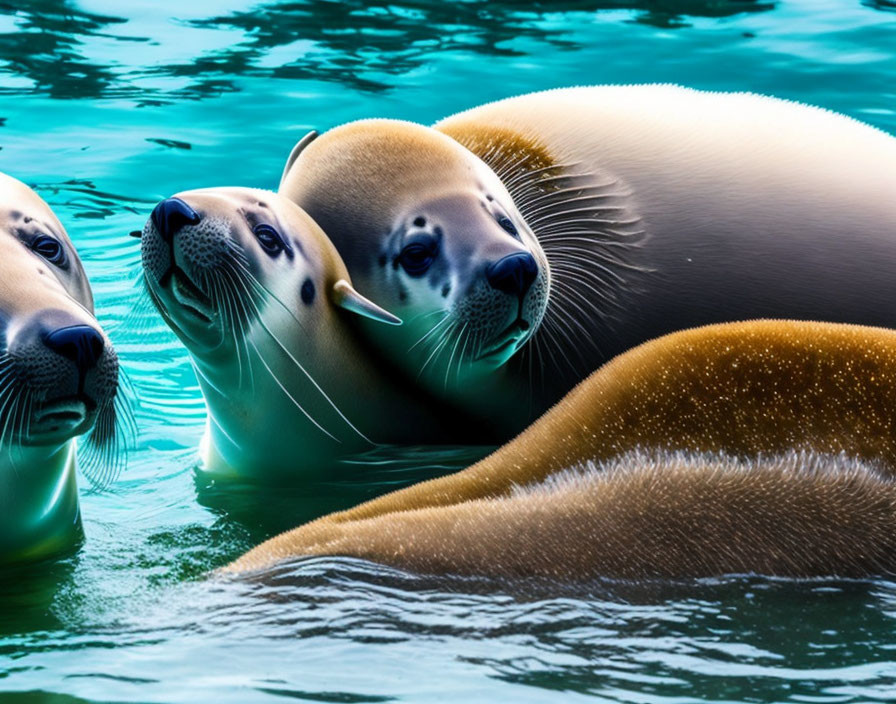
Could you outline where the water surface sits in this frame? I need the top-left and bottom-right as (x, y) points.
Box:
(1, 1), (896, 701)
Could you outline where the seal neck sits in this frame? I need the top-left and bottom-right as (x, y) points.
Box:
(0, 441), (83, 564)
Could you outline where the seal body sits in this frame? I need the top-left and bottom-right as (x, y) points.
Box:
(140, 188), (471, 481)
(279, 120), (551, 438)
(0, 171), (121, 564)
(227, 320), (896, 580)
(434, 85), (896, 401)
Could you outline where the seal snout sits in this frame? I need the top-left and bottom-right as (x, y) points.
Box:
(5, 310), (118, 441)
(151, 197), (201, 242)
(42, 325), (105, 374)
(486, 252), (538, 299)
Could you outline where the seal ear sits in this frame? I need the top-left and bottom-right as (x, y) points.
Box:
(332, 279), (402, 326)
(279, 130), (319, 189)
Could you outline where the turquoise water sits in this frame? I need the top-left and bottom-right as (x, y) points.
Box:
(2, 0), (896, 701)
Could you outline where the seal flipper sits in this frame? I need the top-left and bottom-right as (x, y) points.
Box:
(332, 279), (402, 326)
(279, 130), (319, 189)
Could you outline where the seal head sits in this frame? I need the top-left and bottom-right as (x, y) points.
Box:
(0, 172), (121, 563)
(279, 120), (550, 409)
(141, 187), (448, 480)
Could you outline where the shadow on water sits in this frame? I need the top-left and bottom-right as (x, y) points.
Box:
(0, 556), (78, 635)
(195, 444), (492, 545)
(0, 694), (124, 704)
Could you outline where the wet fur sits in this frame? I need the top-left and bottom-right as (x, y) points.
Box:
(228, 320), (896, 580)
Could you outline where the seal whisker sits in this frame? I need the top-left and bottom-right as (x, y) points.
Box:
(238, 284), (373, 444)
(408, 312), (452, 353)
(246, 336), (340, 443)
(526, 204), (636, 229)
(205, 272), (246, 389)
(538, 231), (645, 244)
(80, 364), (137, 491)
(0, 385), (23, 451)
(549, 264), (628, 306)
(542, 241), (648, 265)
(548, 278), (614, 338)
(533, 318), (575, 373)
(455, 326), (473, 386)
(418, 321), (457, 379)
(404, 309), (446, 326)
(226, 269), (259, 393)
(537, 310), (592, 375)
(444, 322), (468, 390)
(218, 267), (256, 393)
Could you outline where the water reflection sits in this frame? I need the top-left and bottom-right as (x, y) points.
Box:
(195, 444), (490, 541)
(175, 1), (779, 94)
(0, 1), (780, 102)
(864, 0), (896, 12)
(0, 1), (144, 99)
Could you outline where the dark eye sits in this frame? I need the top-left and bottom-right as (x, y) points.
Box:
(399, 240), (437, 277)
(253, 224), (292, 258)
(301, 278), (315, 305)
(32, 235), (66, 266)
(498, 216), (519, 238)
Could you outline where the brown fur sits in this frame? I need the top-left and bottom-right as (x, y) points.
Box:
(226, 320), (896, 579)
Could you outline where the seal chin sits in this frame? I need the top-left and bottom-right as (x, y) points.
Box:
(169, 268), (215, 325)
(150, 267), (225, 352)
(474, 318), (533, 366)
(27, 396), (94, 445)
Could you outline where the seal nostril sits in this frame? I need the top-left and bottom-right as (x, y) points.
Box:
(519, 320), (530, 331)
(42, 325), (105, 372)
(485, 252), (538, 298)
(151, 197), (201, 243)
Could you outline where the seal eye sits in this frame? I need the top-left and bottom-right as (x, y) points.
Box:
(399, 240), (436, 277)
(301, 278), (315, 305)
(253, 224), (293, 259)
(32, 235), (66, 266)
(498, 216), (519, 239)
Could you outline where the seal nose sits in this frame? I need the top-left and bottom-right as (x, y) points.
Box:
(42, 325), (105, 372)
(151, 197), (201, 242)
(486, 252), (538, 298)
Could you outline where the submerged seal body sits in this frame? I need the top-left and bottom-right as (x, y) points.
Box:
(140, 188), (467, 481)
(434, 85), (896, 398)
(279, 120), (550, 437)
(228, 320), (896, 580)
(0, 172), (122, 564)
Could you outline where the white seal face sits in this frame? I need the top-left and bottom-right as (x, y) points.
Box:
(280, 121), (551, 399)
(140, 187), (404, 479)
(0, 172), (122, 562)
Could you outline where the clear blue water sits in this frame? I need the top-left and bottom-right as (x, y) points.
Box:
(2, 1), (896, 701)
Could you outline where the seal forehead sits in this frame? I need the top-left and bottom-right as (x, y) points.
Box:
(296, 120), (481, 202)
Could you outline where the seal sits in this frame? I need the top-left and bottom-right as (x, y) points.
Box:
(140, 187), (472, 481)
(434, 85), (896, 399)
(279, 120), (551, 437)
(0, 171), (123, 564)
(282, 86), (896, 431)
(226, 320), (896, 580)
